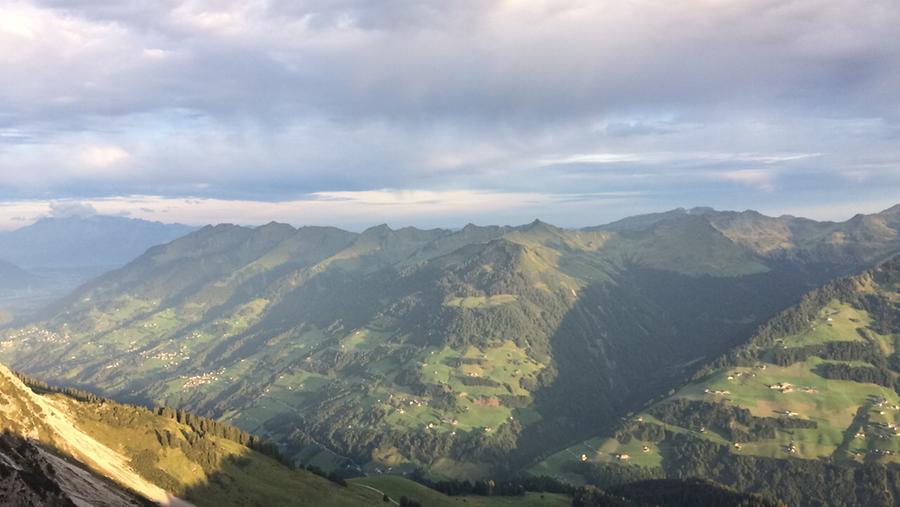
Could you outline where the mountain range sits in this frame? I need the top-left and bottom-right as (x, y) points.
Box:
(0, 204), (898, 505)
(3, 205), (898, 493)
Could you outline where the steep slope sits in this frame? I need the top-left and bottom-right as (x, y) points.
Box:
(0, 431), (144, 507)
(0, 363), (184, 505)
(537, 254), (900, 506)
(3, 207), (899, 478)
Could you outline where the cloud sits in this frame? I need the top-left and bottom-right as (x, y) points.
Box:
(537, 151), (822, 168)
(78, 145), (130, 169)
(707, 169), (776, 192)
(0, 1), (897, 222)
(47, 200), (97, 218)
(0, 191), (643, 231)
(539, 153), (645, 165)
(0, 190), (894, 233)
(5, 0), (899, 125)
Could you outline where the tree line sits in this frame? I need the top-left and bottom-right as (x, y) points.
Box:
(13, 369), (292, 469)
(407, 468), (573, 497)
(154, 406), (287, 465)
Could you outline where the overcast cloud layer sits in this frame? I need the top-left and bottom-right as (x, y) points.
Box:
(1, 0), (899, 229)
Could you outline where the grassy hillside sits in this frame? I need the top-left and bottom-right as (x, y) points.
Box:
(3, 208), (899, 477)
(0, 362), (386, 506)
(58, 398), (383, 506)
(536, 254), (900, 506)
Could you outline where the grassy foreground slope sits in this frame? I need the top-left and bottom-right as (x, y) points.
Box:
(536, 254), (900, 506)
(3, 206), (899, 477)
(0, 362), (389, 506)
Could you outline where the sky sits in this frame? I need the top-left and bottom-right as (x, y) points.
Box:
(1, 0), (899, 230)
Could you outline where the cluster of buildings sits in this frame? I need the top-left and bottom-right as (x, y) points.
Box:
(139, 344), (191, 367)
(0, 327), (69, 348)
(182, 367), (227, 388)
(873, 397), (900, 411)
(768, 382), (816, 394)
(861, 421), (900, 439)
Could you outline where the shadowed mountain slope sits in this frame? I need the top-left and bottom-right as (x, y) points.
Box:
(537, 253), (900, 506)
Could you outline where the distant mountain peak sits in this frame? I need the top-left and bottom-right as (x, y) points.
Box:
(0, 214), (195, 270)
(519, 218), (561, 233)
(254, 222), (297, 239)
(258, 220), (293, 229)
(362, 223), (393, 235)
